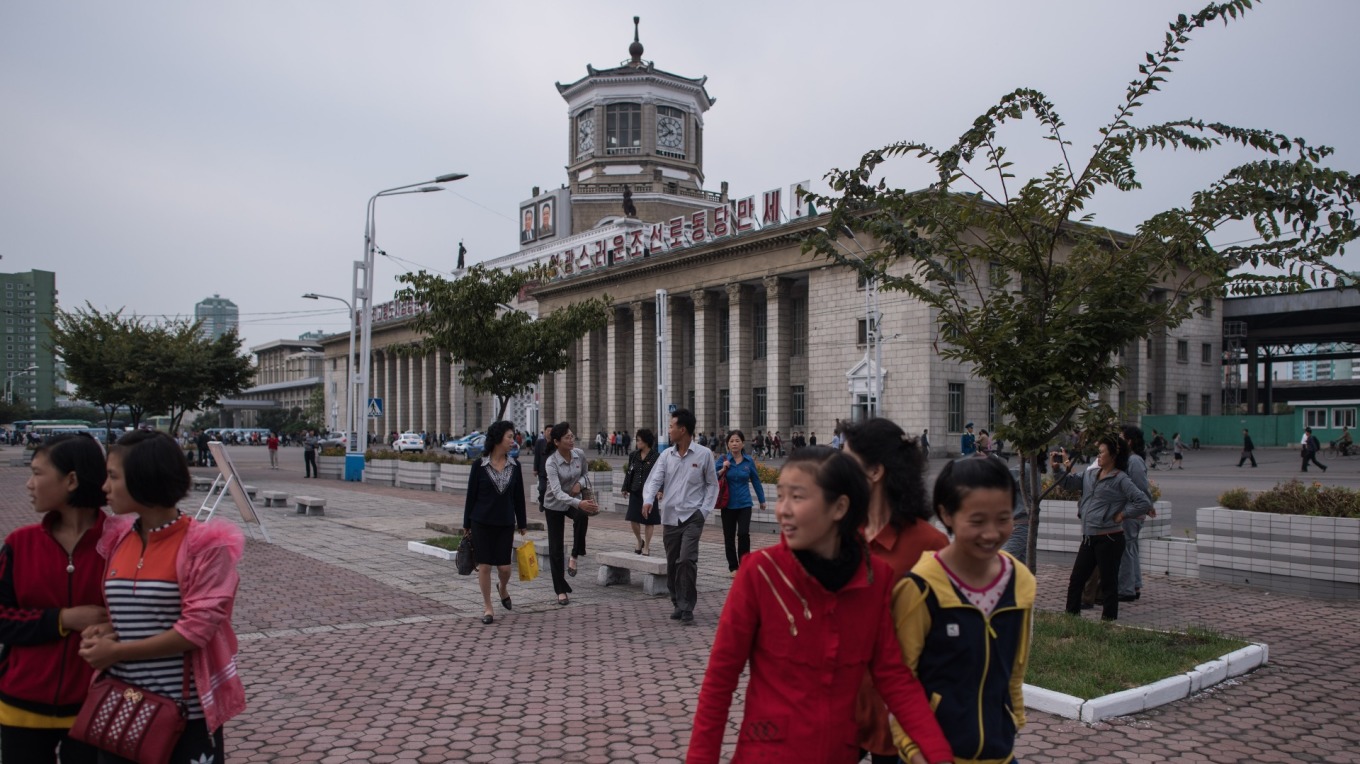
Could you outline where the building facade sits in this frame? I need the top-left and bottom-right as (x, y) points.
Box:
(319, 28), (1221, 453)
(195, 294), (239, 341)
(1, 269), (57, 410)
(231, 339), (323, 428)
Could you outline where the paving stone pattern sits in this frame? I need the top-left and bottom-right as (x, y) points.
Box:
(2, 450), (1358, 763)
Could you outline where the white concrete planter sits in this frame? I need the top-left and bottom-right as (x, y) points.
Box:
(407, 540), (457, 561)
(588, 470), (615, 495)
(363, 459), (397, 486)
(1145, 535), (1199, 579)
(317, 455), (343, 480)
(1037, 499), (1172, 557)
(439, 463), (472, 493)
(397, 461), (439, 491)
(1024, 642), (1268, 722)
(1197, 507), (1359, 599)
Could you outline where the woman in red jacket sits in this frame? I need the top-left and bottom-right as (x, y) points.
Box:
(0, 434), (109, 763)
(687, 446), (952, 764)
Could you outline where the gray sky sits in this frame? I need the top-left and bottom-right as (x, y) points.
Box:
(3, 0), (1357, 353)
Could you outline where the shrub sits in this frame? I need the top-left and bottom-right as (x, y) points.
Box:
(1218, 487), (1250, 510)
(1245, 480), (1360, 519)
(755, 462), (781, 484)
(319, 446), (345, 457)
(366, 449), (399, 461)
(588, 458), (613, 472)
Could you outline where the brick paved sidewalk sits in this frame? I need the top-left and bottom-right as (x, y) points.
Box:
(1, 455), (1357, 763)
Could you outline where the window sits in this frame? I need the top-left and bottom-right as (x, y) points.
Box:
(791, 385), (806, 427)
(1146, 339), (1153, 359)
(1201, 297), (1214, 318)
(1304, 408), (1328, 428)
(687, 390), (695, 413)
(790, 298), (806, 356)
(857, 317), (878, 346)
(753, 302), (767, 359)
(605, 103), (641, 154)
(1145, 392), (1154, 413)
(949, 257), (968, 284)
(1176, 341), (1188, 363)
(752, 387), (767, 428)
(947, 383), (965, 433)
(1201, 394), (1212, 416)
(1176, 393), (1188, 415)
(1333, 408), (1357, 429)
(987, 387), (996, 430)
(988, 261), (1006, 289)
(1201, 343), (1212, 364)
(474, 402), (483, 430)
(718, 309), (730, 362)
(1118, 391), (1127, 411)
(719, 389), (730, 428)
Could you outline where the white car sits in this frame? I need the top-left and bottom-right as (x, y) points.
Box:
(394, 433), (425, 453)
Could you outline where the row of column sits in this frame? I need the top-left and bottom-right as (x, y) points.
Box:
(544, 275), (793, 439)
(368, 349), (471, 438)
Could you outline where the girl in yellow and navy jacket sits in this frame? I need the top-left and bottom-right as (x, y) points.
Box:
(891, 456), (1035, 764)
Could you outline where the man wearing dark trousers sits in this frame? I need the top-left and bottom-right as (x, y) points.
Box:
(1301, 427), (1327, 472)
(303, 432), (318, 478)
(1238, 428), (1257, 468)
(533, 425), (552, 510)
(642, 409), (719, 625)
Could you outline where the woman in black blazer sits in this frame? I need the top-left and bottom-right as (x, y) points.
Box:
(462, 420), (528, 624)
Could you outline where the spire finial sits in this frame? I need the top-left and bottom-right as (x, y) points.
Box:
(628, 16), (644, 65)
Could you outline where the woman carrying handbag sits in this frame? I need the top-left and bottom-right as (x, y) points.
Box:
(542, 422), (599, 606)
(77, 431), (245, 763)
(462, 421), (528, 625)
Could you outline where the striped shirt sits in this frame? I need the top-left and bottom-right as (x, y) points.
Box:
(104, 513), (202, 719)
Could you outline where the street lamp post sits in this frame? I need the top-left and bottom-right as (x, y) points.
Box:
(302, 292), (355, 460)
(3, 365), (38, 405)
(352, 173), (467, 480)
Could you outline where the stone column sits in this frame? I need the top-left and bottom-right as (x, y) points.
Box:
(727, 283), (751, 431)
(605, 309), (622, 438)
(404, 353), (416, 433)
(577, 333), (595, 437)
(392, 351), (404, 438)
(764, 276), (787, 435)
(539, 372), (555, 430)
(632, 300), (657, 437)
(433, 352), (445, 439)
(691, 290), (713, 434)
(668, 296), (686, 416)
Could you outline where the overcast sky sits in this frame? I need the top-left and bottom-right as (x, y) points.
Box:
(3, 0), (1357, 354)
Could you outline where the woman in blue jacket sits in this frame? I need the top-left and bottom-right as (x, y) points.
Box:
(715, 430), (766, 575)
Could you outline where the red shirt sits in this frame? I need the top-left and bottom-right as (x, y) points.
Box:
(266, 435), (279, 450)
(688, 539), (951, 764)
(857, 520), (950, 754)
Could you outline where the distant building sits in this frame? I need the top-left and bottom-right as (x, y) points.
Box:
(1, 269), (58, 410)
(195, 294), (239, 341)
(228, 339), (324, 428)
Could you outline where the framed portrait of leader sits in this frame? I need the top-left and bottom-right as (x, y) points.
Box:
(521, 206), (538, 243)
(538, 199), (555, 238)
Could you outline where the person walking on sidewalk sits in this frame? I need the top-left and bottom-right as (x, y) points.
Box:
(543, 423), (597, 606)
(303, 431), (318, 478)
(715, 430), (766, 577)
(643, 408), (718, 625)
(462, 421), (527, 625)
(1172, 432), (1185, 469)
(1238, 428), (1258, 468)
(622, 428), (661, 556)
(533, 425), (551, 510)
(266, 431), (280, 470)
(1301, 427), (1327, 472)
(0, 435), (109, 764)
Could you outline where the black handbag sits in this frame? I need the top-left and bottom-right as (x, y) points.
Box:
(455, 533), (476, 575)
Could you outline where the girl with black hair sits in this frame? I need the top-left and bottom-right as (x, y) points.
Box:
(839, 418), (947, 763)
(0, 435), (108, 763)
(890, 456), (1035, 764)
(688, 446), (951, 764)
(715, 430), (766, 575)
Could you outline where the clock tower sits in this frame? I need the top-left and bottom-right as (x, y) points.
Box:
(556, 17), (722, 234)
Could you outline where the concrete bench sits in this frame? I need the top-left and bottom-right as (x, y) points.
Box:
(294, 495), (326, 516)
(242, 485), (257, 499)
(260, 490), (289, 507)
(596, 551), (669, 596)
(192, 475), (214, 492)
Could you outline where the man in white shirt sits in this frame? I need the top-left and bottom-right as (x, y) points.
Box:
(643, 408), (719, 624)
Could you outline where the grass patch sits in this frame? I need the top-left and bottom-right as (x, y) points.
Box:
(1028, 611), (1248, 699)
(423, 534), (464, 551)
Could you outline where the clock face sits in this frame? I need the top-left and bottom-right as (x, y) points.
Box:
(577, 117), (595, 153)
(657, 115), (684, 149)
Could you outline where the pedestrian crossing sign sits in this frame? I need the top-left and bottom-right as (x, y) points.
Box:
(367, 398), (383, 418)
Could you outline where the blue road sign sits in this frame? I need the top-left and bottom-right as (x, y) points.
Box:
(367, 398), (384, 418)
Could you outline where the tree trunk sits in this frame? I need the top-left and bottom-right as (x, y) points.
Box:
(495, 395), (510, 421)
(1023, 452), (1043, 573)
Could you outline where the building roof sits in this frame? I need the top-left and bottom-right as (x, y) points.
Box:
(239, 376), (323, 395)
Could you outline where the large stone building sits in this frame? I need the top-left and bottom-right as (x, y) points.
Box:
(321, 27), (1221, 453)
(230, 338), (323, 428)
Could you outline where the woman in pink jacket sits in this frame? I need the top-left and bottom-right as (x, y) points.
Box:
(79, 430), (245, 763)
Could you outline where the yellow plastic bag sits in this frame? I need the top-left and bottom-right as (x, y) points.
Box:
(517, 540), (539, 582)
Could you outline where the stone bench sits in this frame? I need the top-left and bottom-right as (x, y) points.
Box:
(596, 551), (669, 596)
(242, 485), (257, 499)
(192, 475), (215, 492)
(260, 490), (289, 507)
(294, 495), (326, 516)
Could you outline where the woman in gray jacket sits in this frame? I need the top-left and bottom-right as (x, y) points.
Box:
(1058, 434), (1153, 621)
(542, 422), (599, 605)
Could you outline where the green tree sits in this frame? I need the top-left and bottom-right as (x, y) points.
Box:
(396, 265), (611, 421)
(802, 1), (1360, 570)
(47, 304), (146, 433)
(137, 322), (255, 435)
(304, 386), (325, 431)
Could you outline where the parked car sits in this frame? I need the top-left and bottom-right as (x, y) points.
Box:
(442, 432), (482, 454)
(317, 432), (348, 448)
(394, 432), (426, 453)
(447, 433), (485, 456)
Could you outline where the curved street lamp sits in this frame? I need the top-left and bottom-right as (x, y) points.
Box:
(303, 293), (355, 448)
(350, 173), (468, 479)
(4, 365), (39, 405)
